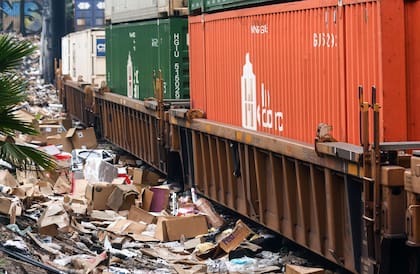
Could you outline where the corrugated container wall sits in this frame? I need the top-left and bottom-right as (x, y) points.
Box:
(189, 0), (297, 14)
(406, 0), (420, 140)
(62, 28), (106, 87)
(74, 0), (105, 31)
(104, 0), (188, 23)
(189, 0), (410, 145)
(106, 18), (189, 100)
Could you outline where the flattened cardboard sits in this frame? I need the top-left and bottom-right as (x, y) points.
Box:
(0, 170), (18, 188)
(73, 179), (89, 198)
(54, 175), (71, 194)
(107, 219), (147, 235)
(38, 202), (69, 236)
(128, 206), (156, 224)
(285, 264), (325, 274)
(142, 188), (154, 212)
(106, 185), (139, 211)
(85, 182), (116, 210)
(66, 127), (97, 149)
(46, 133), (73, 153)
(155, 215), (208, 242)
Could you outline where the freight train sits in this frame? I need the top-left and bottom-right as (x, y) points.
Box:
(59, 0), (420, 273)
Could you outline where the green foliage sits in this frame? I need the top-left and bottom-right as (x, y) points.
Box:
(0, 34), (56, 171)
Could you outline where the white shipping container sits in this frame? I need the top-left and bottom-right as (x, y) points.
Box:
(61, 28), (106, 88)
(104, 0), (187, 23)
(61, 36), (70, 75)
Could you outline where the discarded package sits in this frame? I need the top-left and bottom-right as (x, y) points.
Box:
(132, 167), (163, 186)
(128, 205), (156, 224)
(0, 170), (19, 188)
(0, 197), (22, 217)
(195, 198), (224, 228)
(106, 184), (139, 211)
(285, 264), (325, 274)
(218, 220), (253, 253)
(65, 127), (97, 149)
(85, 182), (116, 210)
(82, 157), (117, 182)
(38, 202), (69, 236)
(154, 215), (208, 242)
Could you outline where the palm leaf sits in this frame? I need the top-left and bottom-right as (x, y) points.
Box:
(0, 35), (36, 73)
(0, 75), (26, 108)
(0, 142), (56, 171)
(0, 106), (39, 136)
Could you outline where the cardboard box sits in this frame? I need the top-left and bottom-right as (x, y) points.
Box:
(0, 170), (18, 188)
(218, 220), (252, 253)
(46, 133), (73, 153)
(0, 197), (22, 216)
(142, 188), (154, 212)
(133, 168), (163, 186)
(128, 206), (156, 224)
(85, 182), (116, 210)
(66, 127), (97, 149)
(381, 166), (405, 187)
(106, 185), (139, 211)
(38, 124), (66, 137)
(154, 215), (208, 242)
(285, 264), (325, 274)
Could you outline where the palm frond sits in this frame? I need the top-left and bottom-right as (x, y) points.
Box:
(0, 142), (56, 171)
(0, 35), (36, 73)
(0, 107), (39, 136)
(0, 75), (26, 108)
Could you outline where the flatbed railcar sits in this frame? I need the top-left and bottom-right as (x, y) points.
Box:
(60, 0), (420, 273)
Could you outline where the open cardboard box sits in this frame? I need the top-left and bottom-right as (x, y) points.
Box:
(85, 182), (116, 210)
(154, 215), (208, 242)
(66, 127), (97, 149)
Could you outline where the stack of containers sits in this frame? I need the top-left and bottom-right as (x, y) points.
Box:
(74, 0), (105, 31)
(105, 0), (190, 100)
(188, 0), (417, 145)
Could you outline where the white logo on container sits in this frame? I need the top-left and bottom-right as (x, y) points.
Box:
(241, 53), (284, 132)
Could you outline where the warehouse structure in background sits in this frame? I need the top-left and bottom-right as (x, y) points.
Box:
(61, 0), (420, 274)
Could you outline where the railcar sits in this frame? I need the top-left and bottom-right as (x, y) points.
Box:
(60, 0), (420, 273)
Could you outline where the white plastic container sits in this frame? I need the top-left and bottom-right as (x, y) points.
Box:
(61, 28), (106, 87)
(104, 0), (187, 23)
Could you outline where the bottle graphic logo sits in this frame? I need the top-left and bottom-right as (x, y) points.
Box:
(127, 51), (133, 98)
(241, 53), (257, 130)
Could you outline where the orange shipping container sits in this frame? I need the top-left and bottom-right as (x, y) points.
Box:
(189, 0), (412, 144)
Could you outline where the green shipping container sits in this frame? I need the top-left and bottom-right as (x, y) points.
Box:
(106, 18), (189, 100)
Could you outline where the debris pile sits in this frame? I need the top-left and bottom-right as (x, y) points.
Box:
(0, 35), (331, 274)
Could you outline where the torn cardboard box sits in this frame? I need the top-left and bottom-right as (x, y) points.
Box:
(38, 202), (69, 236)
(85, 182), (116, 210)
(132, 168), (163, 186)
(154, 215), (208, 242)
(0, 197), (22, 217)
(106, 185), (139, 211)
(0, 170), (18, 188)
(66, 127), (97, 149)
(128, 206), (156, 224)
(218, 220), (253, 253)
